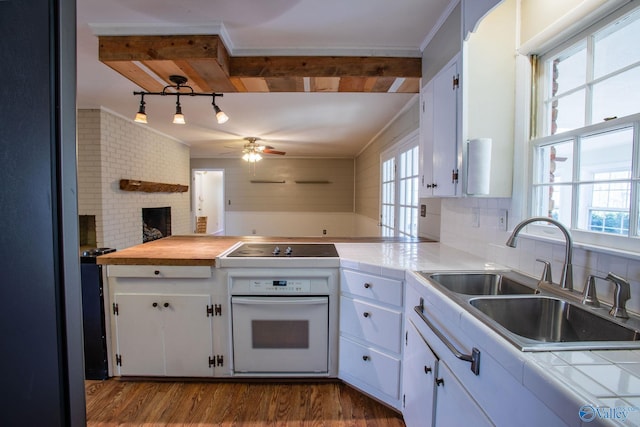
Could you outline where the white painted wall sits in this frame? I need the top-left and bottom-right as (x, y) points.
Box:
(77, 109), (191, 250)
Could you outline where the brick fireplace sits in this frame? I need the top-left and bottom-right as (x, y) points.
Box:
(77, 109), (190, 250)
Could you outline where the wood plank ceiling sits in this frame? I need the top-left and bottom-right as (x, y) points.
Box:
(98, 35), (421, 94)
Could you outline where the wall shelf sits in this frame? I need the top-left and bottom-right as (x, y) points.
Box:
(294, 180), (331, 184)
(119, 179), (189, 193)
(250, 180), (286, 184)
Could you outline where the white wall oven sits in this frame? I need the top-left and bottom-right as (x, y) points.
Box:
(221, 243), (340, 377)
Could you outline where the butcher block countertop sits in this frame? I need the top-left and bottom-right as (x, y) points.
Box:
(96, 235), (431, 266)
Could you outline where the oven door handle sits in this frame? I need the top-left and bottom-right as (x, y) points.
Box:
(232, 296), (328, 305)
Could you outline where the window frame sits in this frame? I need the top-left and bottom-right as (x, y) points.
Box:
(528, 3), (640, 254)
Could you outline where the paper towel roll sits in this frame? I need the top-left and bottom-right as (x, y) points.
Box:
(467, 138), (492, 195)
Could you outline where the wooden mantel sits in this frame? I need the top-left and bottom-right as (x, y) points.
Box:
(119, 179), (188, 193)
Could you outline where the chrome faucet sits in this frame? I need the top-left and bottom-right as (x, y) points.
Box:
(607, 272), (631, 319)
(506, 217), (574, 291)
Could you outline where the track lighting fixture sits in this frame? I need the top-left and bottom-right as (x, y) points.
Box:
(133, 75), (228, 125)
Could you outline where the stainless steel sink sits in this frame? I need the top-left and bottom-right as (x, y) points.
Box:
(468, 296), (640, 351)
(423, 272), (536, 296)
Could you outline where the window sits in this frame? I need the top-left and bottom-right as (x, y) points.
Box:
(531, 4), (640, 251)
(381, 135), (419, 238)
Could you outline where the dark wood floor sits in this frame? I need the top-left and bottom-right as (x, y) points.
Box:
(85, 379), (406, 427)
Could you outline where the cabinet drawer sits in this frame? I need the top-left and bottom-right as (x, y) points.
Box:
(339, 337), (400, 400)
(107, 265), (212, 279)
(340, 296), (402, 353)
(341, 270), (402, 306)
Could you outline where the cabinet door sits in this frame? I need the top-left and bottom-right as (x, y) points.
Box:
(403, 320), (436, 427)
(163, 294), (213, 377)
(435, 361), (494, 426)
(432, 57), (460, 197)
(419, 80), (435, 198)
(113, 293), (165, 376)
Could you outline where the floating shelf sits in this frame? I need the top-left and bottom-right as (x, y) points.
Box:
(119, 179), (189, 193)
(250, 180), (286, 184)
(294, 180), (332, 184)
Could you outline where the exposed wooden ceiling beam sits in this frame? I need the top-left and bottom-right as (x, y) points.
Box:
(98, 35), (421, 93)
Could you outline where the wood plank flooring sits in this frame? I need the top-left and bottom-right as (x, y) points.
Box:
(85, 379), (406, 427)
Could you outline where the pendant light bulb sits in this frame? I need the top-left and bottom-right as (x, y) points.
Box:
(173, 96), (185, 124)
(213, 101), (229, 124)
(134, 96), (147, 124)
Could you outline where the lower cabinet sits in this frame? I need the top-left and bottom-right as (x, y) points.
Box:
(403, 275), (494, 427)
(112, 293), (214, 377)
(338, 268), (405, 409)
(105, 265), (229, 378)
(402, 320), (437, 427)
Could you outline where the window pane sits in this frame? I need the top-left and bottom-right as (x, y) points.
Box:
(577, 183), (630, 235)
(592, 67), (640, 122)
(579, 128), (633, 181)
(534, 141), (573, 184)
(548, 46), (587, 96)
(532, 184), (572, 223)
(594, 8), (640, 79)
(550, 90), (586, 134)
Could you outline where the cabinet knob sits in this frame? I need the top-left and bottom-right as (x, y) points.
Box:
(363, 312), (371, 318)
(436, 378), (444, 387)
(152, 302), (158, 308)
(362, 355), (370, 361)
(154, 270), (160, 275)
(424, 366), (432, 374)
(426, 184), (432, 189)
(164, 302), (170, 308)
(432, 183), (438, 188)
(364, 282), (372, 289)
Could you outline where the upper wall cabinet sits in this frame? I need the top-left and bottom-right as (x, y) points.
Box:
(420, 0), (516, 198)
(419, 55), (462, 198)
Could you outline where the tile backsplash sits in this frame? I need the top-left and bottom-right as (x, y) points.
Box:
(438, 197), (640, 316)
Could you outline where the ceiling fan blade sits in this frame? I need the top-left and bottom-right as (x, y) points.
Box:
(263, 148), (286, 155)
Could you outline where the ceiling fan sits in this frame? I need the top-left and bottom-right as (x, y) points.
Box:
(242, 137), (286, 162)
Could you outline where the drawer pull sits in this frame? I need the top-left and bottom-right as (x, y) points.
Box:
(424, 366), (432, 374)
(164, 302), (170, 308)
(362, 355), (370, 361)
(152, 302), (158, 308)
(364, 282), (372, 289)
(363, 312), (371, 318)
(154, 270), (160, 275)
(436, 378), (444, 387)
(415, 297), (481, 375)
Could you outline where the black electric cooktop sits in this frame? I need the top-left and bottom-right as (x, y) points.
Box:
(226, 243), (339, 258)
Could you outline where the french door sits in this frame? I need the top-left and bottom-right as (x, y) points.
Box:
(381, 133), (420, 237)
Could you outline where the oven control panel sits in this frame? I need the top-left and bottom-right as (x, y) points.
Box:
(249, 279), (311, 293)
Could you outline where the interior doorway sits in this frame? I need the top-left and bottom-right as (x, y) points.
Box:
(192, 169), (225, 235)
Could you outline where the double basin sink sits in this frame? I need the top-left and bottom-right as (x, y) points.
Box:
(418, 271), (640, 351)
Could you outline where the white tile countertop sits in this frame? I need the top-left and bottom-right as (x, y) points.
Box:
(336, 242), (640, 427)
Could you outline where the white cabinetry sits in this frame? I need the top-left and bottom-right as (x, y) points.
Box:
(403, 276), (493, 426)
(402, 320), (436, 427)
(339, 268), (404, 409)
(420, 0), (516, 198)
(105, 265), (229, 377)
(113, 293), (213, 376)
(420, 54), (461, 197)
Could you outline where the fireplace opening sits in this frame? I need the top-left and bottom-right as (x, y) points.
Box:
(142, 207), (171, 243)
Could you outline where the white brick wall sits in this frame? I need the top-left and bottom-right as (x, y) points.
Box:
(77, 109), (190, 250)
